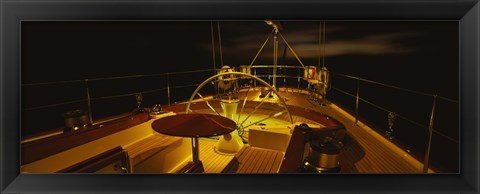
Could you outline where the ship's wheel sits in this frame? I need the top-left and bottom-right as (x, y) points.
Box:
(185, 71), (293, 153)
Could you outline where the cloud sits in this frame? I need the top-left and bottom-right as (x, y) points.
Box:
(224, 31), (414, 58)
(202, 24), (419, 62)
(283, 37), (415, 58)
(267, 32), (416, 59)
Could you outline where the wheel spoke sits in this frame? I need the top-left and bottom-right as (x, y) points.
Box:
(238, 123), (248, 133)
(237, 87), (251, 123)
(196, 92), (222, 116)
(239, 90), (272, 126)
(238, 127), (249, 141)
(185, 72), (293, 144)
(241, 109), (287, 129)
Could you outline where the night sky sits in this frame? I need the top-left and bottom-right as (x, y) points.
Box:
(22, 21), (458, 98)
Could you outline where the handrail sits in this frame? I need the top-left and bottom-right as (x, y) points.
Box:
(251, 65), (304, 69)
(22, 67), (458, 113)
(22, 67), (457, 104)
(248, 66), (458, 103)
(23, 68), (458, 120)
(22, 69), (214, 87)
(25, 99), (88, 111)
(331, 86), (458, 144)
(23, 68), (458, 143)
(331, 86), (427, 129)
(255, 75), (301, 79)
(327, 71), (459, 144)
(22, 68), (213, 111)
(329, 71), (458, 103)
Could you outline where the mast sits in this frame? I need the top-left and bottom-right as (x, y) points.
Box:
(266, 21), (280, 91)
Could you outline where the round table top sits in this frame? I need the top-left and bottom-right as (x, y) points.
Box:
(151, 113), (237, 138)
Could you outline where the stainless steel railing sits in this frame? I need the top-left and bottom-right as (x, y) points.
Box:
(326, 71), (458, 172)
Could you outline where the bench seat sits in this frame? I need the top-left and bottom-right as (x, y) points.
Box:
(124, 134), (184, 172)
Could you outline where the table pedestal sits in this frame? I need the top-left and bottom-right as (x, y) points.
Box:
(176, 138), (204, 173)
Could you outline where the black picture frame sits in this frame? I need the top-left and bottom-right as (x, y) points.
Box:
(1, 0), (478, 193)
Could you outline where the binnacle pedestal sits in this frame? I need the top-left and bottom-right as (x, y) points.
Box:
(216, 98), (244, 153)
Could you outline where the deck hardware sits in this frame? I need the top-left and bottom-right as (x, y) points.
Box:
(319, 67), (329, 106)
(132, 93), (144, 114)
(280, 124), (344, 173)
(387, 112), (397, 139)
(113, 163), (127, 173)
(136, 93), (143, 108)
(297, 69), (301, 89)
(254, 68), (257, 88)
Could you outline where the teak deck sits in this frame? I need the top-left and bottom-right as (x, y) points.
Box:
(222, 145), (284, 173)
(278, 90), (423, 173)
(196, 89), (424, 173)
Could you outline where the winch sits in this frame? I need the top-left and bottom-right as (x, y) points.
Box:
(279, 123), (345, 173)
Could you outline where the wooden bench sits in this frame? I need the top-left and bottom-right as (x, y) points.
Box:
(123, 134), (185, 173)
(222, 145), (284, 173)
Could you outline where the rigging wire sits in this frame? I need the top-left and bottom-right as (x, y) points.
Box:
(217, 22), (224, 66)
(318, 21), (322, 69)
(322, 21), (326, 68)
(248, 29), (275, 67)
(211, 21), (217, 74)
(317, 21), (327, 68)
(278, 32), (306, 68)
(211, 21), (218, 96)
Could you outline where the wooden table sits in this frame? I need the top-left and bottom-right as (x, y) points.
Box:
(151, 113), (237, 173)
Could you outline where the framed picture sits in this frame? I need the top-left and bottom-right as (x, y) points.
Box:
(1, 0), (478, 193)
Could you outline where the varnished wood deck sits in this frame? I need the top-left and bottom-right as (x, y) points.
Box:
(197, 139), (284, 173)
(198, 138), (236, 173)
(165, 87), (431, 173)
(222, 145), (284, 173)
(275, 88), (427, 173)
